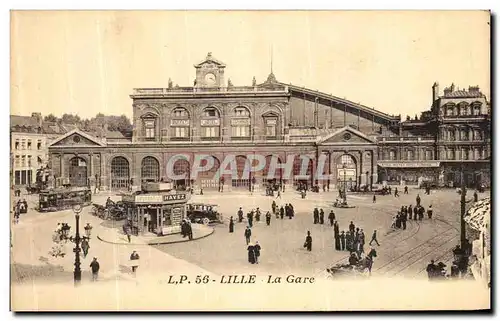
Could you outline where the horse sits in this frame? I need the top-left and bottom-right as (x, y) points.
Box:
(357, 248), (377, 274)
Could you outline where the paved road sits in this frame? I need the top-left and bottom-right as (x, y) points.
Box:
(155, 188), (484, 279)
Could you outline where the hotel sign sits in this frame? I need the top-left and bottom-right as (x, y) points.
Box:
(201, 119), (220, 126)
(379, 162), (440, 168)
(231, 119), (250, 126)
(171, 119), (190, 126)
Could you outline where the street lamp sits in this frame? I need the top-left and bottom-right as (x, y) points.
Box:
(70, 204), (83, 285)
(342, 163), (347, 203)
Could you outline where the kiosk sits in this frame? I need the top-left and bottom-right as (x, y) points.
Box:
(122, 182), (190, 236)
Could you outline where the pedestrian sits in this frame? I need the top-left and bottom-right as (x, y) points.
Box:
(333, 220), (340, 238)
(394, 187), (399, 197)
(90, 257), (100, 281)
(340, 231), (346, 250)
(401, 212), (407, 230)
(473, 191), (478, 202)
(418, 206), (425, 221)
(369, 230), (380, 246)
(81, 238), (90, 258)
(130, 250), (140, 274)
(359, 229), (366, 253)
(345, 231), (353, 252)
(413, 205), (418, 220)
(404, 185), (408, 194)
(373, 193), (376, 203)
(289, 203), (295, 217)
(265, 211), (271, 226)
(244, 226), (252, 245)
(272, 201), (277, 215)
(247, 243), (257, 264)
(238, 207), (244, 223)
(427, 205), (433, 219)
(126, 227), (131, 243)
(426, 260), (437, 280)
(349, 221), (355, 233)
(254, 241), (261, 264)
(334, 232), (341, 251)
(255, 208), (261, 222)
(280, 206), (285, 219)
(186, 221), (193, 240)
(247, 211), (254, 228)
(276, 190), (281, 199)
(328, 210), (335, 226)
(319, 209), (325, 225)
(313, 208), (319, 224)
(229, 216), (234, 233)
(303, 231), (312, 251)
(416, 194), (421, 207)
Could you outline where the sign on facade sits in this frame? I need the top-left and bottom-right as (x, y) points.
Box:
(379, 162), (440, 168)
(231, 119), (250, 126)
(201, 119), (220, 126)
(171, 119), (190, 126)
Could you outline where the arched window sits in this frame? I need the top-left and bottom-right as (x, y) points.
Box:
(141, 113), (157, 140)
(231, 106), (251, 139)
(340, 154), (355, 166)
(201, 107), (221, 140)
(111, 157), (130, 189)
(170, 107), (190, 140)
(141, 157), (160, 182)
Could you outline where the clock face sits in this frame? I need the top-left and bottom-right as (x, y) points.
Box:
(205, 73), (216, 85)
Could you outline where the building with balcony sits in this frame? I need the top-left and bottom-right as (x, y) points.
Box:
(46, 52), (491, 192)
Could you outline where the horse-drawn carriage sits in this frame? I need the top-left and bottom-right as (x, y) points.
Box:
(90, 199), (127, 221)
(326, 249), (377, 279)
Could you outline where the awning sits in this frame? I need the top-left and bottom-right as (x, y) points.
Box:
(378, 162), (440, 168)
(464, 198), (490, 232)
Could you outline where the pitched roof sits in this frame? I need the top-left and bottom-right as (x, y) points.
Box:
(10, 115), (39, 128)
(316, 125), (377, 144)
(48, 128), (106, 147)
(194, 52), (226, 68)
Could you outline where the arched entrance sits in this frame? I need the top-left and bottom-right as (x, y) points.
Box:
(173, 158), (190, 190)
(69, 157), (88, 187)
(141, 156), (160, 183)
(110, 156), (130, 190)
(262, 155), (283, 186)
(293, 156), (313, 189)
(336, 154), (357, 191)
(199, 156), (220, 190)
(232, 155), (250, 189)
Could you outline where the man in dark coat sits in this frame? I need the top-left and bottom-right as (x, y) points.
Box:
(369, 230), (380, 246)
(244, 227), (252, 245)
(229, 216), (234, 233)
(349, 221), (355, 233)
(304, 231), (312, 251)
(473, 191), (478, 202)
(247, 211), (254, 227)
(345, 231), (353, 252)
(401, 211), (407, 230)
(90, 257), (100, 281)
(334, 231), (341, 250)
(416, 194), (421, 207)
(313, 208), (319, 224)
(254, 241), (261, 264)
(333, 220), (340, 237)
(358, 229), (366, 253)
(413, 205), (418, 220)
(81, 238), (90, 258)
(265, 211), (271, 226)
(418, 206), (425, 221)
(372, 193), (376, 203)
(340, 231), (346, 250)
(255, 208), (261, 222)
(426, 260), (437, 280)
(408, 205), (413, 220)
(319, 209), (325, 224)
(328, 210), (336, 226)
(237, 207), (244, 223)
(404, 185), (408, 194)
(272, 201), (277, 214)
(289, 203), (295, 217)
(394, 187), (399, 197)
(280, 206), (285, 219)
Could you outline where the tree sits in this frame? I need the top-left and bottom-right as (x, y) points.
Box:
(44, 114), (58, 122)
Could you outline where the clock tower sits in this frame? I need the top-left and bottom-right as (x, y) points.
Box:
(194, 52), (226, 88)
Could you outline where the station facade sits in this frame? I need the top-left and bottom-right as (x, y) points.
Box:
(47, 53), (491, 191)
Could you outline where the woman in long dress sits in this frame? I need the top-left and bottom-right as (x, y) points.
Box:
(247, 243), (257, 264)
(229, 216), (234, 233)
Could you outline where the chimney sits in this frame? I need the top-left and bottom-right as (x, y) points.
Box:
(432, 82), (439, 102)
(450, 83), (455, 92)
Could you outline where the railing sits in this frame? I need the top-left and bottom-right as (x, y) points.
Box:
(132, 86), (288, 96)
(378, 136), (435, 142)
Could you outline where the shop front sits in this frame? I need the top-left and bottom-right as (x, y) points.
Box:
(122, 192), (190, 236)
(377, 161), (440, 186)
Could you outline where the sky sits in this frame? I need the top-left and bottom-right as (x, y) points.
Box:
(10, 10), (490, 120)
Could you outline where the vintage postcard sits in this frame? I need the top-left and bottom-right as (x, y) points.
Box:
(10, 10), (491, 311)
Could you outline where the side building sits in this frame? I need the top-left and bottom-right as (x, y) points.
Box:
(46, 53), (491, 192)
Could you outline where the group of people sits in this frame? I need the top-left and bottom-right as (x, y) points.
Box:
(272, 201), (296, 220)
(312, 207), (336, 225)
(390, 194), (433, 230)
(12, 199), (28, 224)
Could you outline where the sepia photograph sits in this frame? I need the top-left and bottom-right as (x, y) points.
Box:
(9, 10), (491, 311)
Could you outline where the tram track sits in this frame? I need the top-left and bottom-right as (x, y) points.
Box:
(374, 227), (457, 274)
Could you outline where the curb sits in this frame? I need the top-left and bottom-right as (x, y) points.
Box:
(97, 226), (215, 246)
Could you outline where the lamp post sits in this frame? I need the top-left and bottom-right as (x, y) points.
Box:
(342, 163), (347, 203)
(70, 204), (83, 285)
(460, 167), (467, 251)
